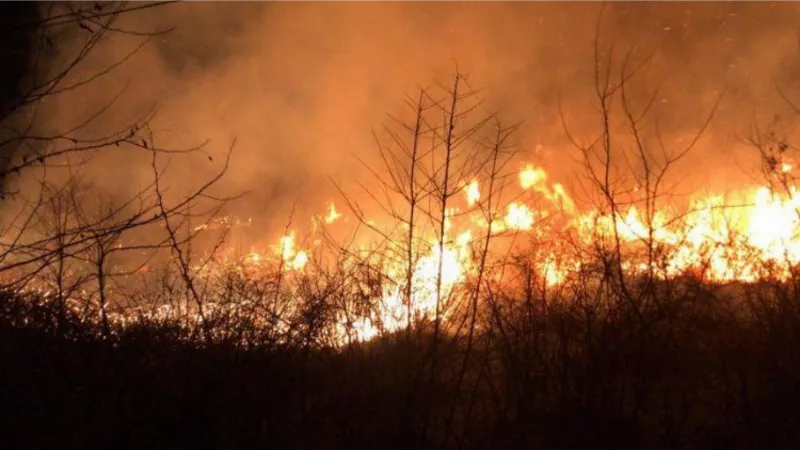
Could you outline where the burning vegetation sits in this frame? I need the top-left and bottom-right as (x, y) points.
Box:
(5, 68), (800, 447)
(5, 2), (800, 450)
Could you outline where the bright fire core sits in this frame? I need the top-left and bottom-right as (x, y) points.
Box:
(203, 160), (800, 343)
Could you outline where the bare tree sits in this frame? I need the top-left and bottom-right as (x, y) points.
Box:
(0, 3), (258, 339)
(1, 2), (179, 192)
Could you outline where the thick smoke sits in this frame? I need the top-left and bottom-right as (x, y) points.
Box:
(23, 1), (800, 236)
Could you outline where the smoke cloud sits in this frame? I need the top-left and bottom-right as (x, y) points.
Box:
(27, 1), (800, 235)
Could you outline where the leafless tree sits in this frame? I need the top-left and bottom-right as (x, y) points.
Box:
(1, 2), (179, 192)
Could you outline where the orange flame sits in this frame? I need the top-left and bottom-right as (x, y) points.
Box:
(172, 165), (800, 345)
(466, 180), (481, 207)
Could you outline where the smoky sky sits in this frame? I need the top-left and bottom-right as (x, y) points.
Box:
(27, 1), (800, 232)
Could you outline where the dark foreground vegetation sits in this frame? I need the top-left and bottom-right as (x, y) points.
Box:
(2, 279), (800, 450)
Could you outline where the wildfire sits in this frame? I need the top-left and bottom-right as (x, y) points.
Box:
(324, 202), (342, 224)
(748, 186), (800, 263)
(273, 162), (800, 312)
(520, 164), (547, 190)
(505, 203), (535, 231)
(276, 232), (309, 271)
(15, 155), (800, 347)
(466, 180), (481, 207)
